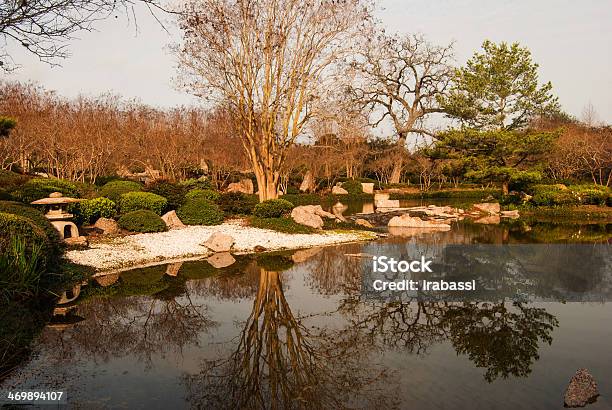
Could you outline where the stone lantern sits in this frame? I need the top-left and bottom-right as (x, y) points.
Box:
(31, 192), (86, 244)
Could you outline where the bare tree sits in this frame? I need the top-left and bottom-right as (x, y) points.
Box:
(176, 0), (372, 201)
(350, 33), (453, 183)
(0, 0), (172, 70)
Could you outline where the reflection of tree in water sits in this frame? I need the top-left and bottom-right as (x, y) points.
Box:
(305, 244), (364, 295)
(442, 301), (558, 382)
(39, 288), (215, 368)
(185, 266), (394, 409)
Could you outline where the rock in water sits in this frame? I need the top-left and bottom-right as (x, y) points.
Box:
(473, 202), (501, 215)
(501, 210), (520, 218)
(207, 252), (236, 269)
(203, 232), (235, 252)
(388, 214), (451, 229)
(161, 210), (186, 230)
(564, 369), (599, 407)
(94, 217), (120, 235)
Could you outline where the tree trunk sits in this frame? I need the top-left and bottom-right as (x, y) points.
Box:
(253, 164), (279, 202)
(389, 134), (407, 184)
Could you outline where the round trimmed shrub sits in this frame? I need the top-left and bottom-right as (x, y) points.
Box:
(99, 180), (143, 202)
(341, 180), (363, 195)
(119, 192), (167, 215)
(74, 197), (116, 225)
(14, 178), (79, 203)
(186, 189), (220, 202)
(0, 201), (61, 255)
(253, 199), (294, 218)
(177, 198), (224, 225)
(0, 212), (52, 269)
(217, 192), (258, 215)
(145, 181), (188, 210)
(118, 210), (167, 233)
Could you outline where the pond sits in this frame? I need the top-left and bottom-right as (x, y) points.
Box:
(2, 219), (611, 409)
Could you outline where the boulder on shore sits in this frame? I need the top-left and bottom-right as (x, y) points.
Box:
(226, 178), (254, 194)
(162, 210), (186, 230)
(564, 369), (599, 408)
(355, 218), (374, 228)
(501, 210), (520, 218)
(291, 206), (324, 229)
(473, 202), (501, 215)
(94, 217), (120, 235)
(332, 185), (348, 195)
(388, 214), (451, 229)
(203, 232), (235, 253)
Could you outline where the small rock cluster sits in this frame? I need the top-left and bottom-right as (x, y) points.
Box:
(202, 232), (236, 268)
(290, 205), (339, 229)
(564, 369), (599, 407)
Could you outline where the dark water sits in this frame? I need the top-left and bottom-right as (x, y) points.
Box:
(2, 220), (612, 409)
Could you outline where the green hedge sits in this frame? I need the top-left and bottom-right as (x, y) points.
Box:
(185, 188), (220, 202)
(99, 180), (143, 202)
(0, 201), (61, 257)
(216, 192), (258, 215)
(144, 181), (188, 210)
(13, 178), (79, 203)
(341, 180), (363, 195)
(253, 199), (294, 218)
(73, 197), (116, 225)
(249, 217), (316, 234)
(530, 184), (610, 207)
(177, 198), (224, 225)
(179, 178), (214, 191)
(119, 192), (167, 215)
(118, 210), (167, 233)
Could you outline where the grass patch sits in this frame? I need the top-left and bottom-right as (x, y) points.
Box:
(249, 217), (317, 234)
(521, 205), (612, 223)
(322, 218), (378, 232)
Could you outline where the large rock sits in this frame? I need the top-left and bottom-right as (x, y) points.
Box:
(203, 232), (235, 252)
(299, 171), (315, 192)
(94, 217), (120, 235)
(161, 210), (186, 230)
(207, 252), (236, 269)
(388, 214), (451, 229)
(564, 369), (599, 407)
(227, 178), (254, 194)
(355, 218), (374, 228)
(473, 202), (501, 215)
(500, 210), (520, 218)
(361, 183), (374, 194)
(332, 185), (348, 195)
(291, 206), (324, 229)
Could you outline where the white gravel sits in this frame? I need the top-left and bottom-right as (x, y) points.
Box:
(66, 220), (375, 271)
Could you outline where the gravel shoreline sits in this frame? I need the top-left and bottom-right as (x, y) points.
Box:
(66, 220), (377, 271)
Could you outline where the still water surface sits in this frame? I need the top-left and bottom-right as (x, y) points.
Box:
(2, 220), (612, 409)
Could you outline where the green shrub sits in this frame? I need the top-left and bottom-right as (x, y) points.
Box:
(145, 181), (188, 210)
(99, 180), (142, 202)
(13, 178), (79, 203)
(0, 170), (29, 191)
(177, 198), (224, 225)
(217, 192), (258, 215)
(0, 189), (12, 201)
(509, 170), (542, 192)
(185, 188), (220, 202)
(570, 184), (609, 206)
(249, 217), (316, 234)
(531, 185), (578, 206)
(119, 192), (167, 215)
(117, 210), (167, 233)
(0, 236), (46, 302)
(282, 193), (323, 206)
(74, 197), (116, 225)
(0, 212), (52, 270)
(341, 180), (363, 195)
(0, 201), (61, 256)
(285, 186), (300, 195)
(253, 199), (294, 218)
(179, 178), (214, 191)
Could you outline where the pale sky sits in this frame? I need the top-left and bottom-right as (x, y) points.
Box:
(3, 0), (612, 123)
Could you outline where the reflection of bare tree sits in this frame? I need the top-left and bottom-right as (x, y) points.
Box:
(185, 267), (394, 409)
(187, 260), (262, 300)
(305, 244), (365, 295)
(39, 292), (215, 368)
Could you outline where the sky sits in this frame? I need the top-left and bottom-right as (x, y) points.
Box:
(3, 0), (612, 123)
